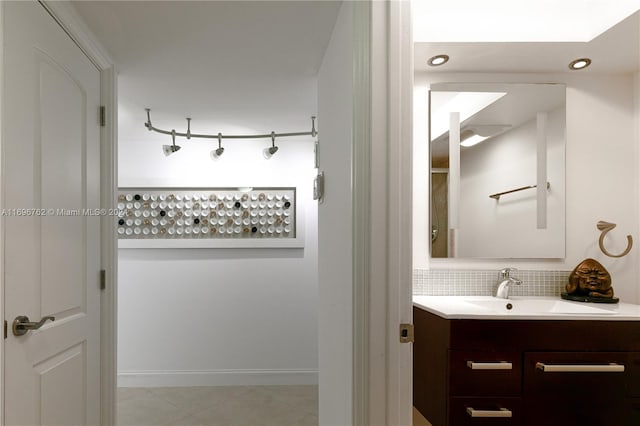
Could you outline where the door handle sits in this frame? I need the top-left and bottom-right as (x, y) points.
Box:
(12, 315), (55, 336)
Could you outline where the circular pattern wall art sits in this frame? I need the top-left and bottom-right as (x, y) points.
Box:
(117, 188), (296, 240)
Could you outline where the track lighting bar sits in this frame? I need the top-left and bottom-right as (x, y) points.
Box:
(144, 108), (318, 141)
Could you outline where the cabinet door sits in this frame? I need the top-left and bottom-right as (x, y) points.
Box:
(450, 350), (521, 396)
(450, 397), (521, 426)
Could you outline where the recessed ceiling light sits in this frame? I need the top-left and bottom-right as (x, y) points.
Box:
(568, 58), (591, 70)
(428, 54), (449, 67)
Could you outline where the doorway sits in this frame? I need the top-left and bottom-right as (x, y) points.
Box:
(2, 2), (416, 425)
(69, 1), (340, 425)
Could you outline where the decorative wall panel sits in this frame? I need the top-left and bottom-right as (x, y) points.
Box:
(117, 188), (296, 242)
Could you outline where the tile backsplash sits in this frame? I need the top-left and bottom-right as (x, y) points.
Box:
(413, 269), (571, 297)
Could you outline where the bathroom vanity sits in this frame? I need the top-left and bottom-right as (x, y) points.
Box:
(413, 296), (640, 426)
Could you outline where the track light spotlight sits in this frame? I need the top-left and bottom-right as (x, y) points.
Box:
(163, 129), (181, 156)
(263, 132), (279, 159)
(211, 133), (225, 160)
(163, 145), (181, 156)
(265, 146), (278, 156)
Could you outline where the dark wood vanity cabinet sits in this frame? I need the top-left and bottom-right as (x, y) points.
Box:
(413, 306), (640, 426)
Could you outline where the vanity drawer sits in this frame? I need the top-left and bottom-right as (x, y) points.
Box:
(628, 354), (640, 396)
(626, 399), (640, 426)
(522, 396), (629, 426)
(524, 352), (631, 397)
(450, 397), (521, 426)
(450, 350), (521, 396)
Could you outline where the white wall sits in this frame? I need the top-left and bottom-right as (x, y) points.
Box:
(458, 107), (565, 257)
(415, 72), (639, 303)
(118, 104), (319, 386)
(317, 2), (354, 425)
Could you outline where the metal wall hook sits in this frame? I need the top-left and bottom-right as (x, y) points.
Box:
(171, 129), (176, 146)
(597, 221), (633, 258)
(271, 131), (276, 147)
(311, 116), (317, 137)
(217, 132), (223, 149)
(186, 118), (191, 139)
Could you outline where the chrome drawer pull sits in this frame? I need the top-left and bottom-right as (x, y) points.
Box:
(536, 362), (625, 373)
(466, 361), (512, 370)
(466, 407), (512, 418)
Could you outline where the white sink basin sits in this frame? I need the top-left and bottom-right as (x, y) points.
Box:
(413, 296), (640, 320)
(465, 298), (616, 315)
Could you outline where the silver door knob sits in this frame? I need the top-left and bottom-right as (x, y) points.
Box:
(12, 315), (55, 336)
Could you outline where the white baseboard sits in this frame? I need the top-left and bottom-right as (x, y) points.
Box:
(117, 369), (318, 388)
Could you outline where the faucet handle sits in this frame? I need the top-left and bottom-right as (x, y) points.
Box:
(500, 267), (518, 278)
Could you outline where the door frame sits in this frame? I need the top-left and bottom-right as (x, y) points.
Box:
(354, 1), (414, 425)
(0, 1), (117, 424)
(0, 2), (413, 425)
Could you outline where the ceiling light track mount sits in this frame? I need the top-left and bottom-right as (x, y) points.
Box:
(145, 108), (317, 143)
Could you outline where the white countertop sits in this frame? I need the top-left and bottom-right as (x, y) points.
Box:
(413, 295), (640, 320)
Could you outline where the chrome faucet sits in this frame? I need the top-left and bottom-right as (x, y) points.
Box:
(495, 268), (522, 299)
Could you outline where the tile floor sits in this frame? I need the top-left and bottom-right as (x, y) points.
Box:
(412, 407), (433, 426)
(117, 385), (318, 426)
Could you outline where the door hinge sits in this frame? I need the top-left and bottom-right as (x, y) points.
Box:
(100, 269), (106, 290)
(4, 320), (7, 339)
(399, 323), (414, 343)
(100, 106), (106, 127)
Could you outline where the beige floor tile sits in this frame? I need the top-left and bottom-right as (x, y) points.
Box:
(286, 411), (318, 426)
(184, 388), (306, 426)
(117, 389), (191, 426)
(118, 387), (153, 404)
(118, 385), (318, 426)
(413, 406), (432, 426)
(160, 413), (211, 426)
(149, 386), (252, 414)
(253, 385), (318, 407)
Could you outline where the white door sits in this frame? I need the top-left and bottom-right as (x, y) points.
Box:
(3, 1), (102, 425)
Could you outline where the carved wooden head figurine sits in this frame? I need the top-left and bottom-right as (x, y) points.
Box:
(566, 258), (614, 298)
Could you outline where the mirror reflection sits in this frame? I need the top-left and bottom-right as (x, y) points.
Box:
(430, 83), (566, 258)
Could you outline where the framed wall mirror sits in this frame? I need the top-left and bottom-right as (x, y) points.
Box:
(430, 82), (566, 258)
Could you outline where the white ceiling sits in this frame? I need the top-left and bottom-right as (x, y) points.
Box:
(413, 0), (640, 42)
(72, 1), (341, 143)
(415, 10), (640, 74)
